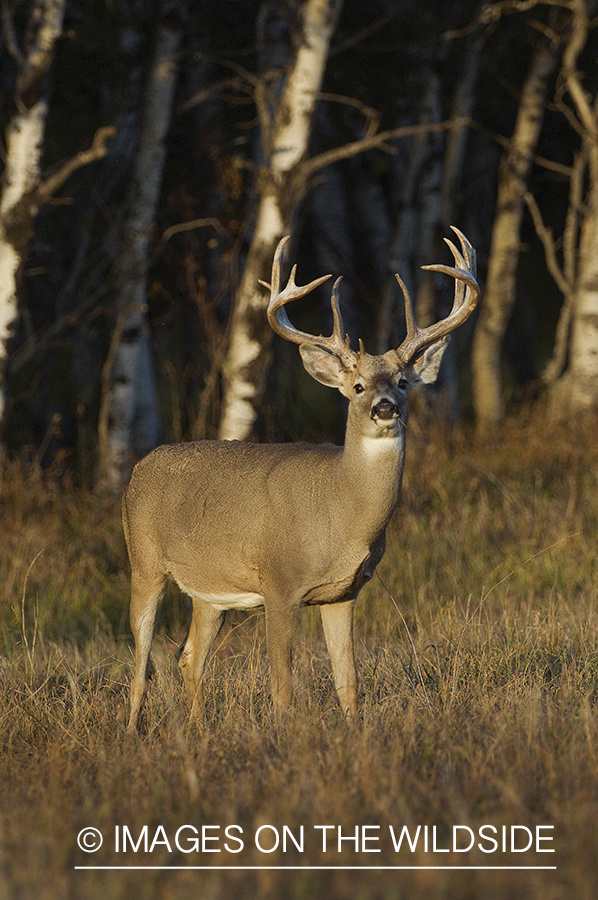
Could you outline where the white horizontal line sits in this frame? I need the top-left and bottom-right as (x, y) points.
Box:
(75, 865), (557, 871)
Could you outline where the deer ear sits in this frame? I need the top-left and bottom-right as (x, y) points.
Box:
(411, 336), (450, 385)
(299, 344), (352, 391)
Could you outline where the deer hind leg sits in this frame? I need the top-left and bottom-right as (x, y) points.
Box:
(178, 600), (225, 722)
(128, 572), (166, 732)
(320, 599), (357, 718)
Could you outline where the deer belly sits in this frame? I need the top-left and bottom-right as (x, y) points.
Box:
(301, 557), (369, 606)
(173, 577), (265, 611)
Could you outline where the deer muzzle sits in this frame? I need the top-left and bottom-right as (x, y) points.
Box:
(371, 398), (399, 421)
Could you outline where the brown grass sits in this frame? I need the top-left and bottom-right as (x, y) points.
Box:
(0, 408), (597, 899)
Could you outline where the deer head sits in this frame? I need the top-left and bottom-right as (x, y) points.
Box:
(264, 227), (478, 443)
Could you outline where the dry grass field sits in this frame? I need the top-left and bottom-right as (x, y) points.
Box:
(0, 409), (597, 899)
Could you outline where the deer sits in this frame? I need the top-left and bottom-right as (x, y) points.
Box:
(123, 228), (479, 731)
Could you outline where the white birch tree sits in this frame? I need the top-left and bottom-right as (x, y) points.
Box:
(0, 0), (66, 429)
(98, 7), (183, 492)
(528, 0), (598, 416)
(217, 0), (343, 441)
(216, 0), (468, 441)
(471, 30), (559, 438)
(0, 0), (115, 442)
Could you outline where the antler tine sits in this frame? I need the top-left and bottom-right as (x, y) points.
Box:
(436, 227), (477, 313)
(450, 226), (476, 275)
(269, 233), (288, 297)
(330, 276), (355, 356)
(264, 236), (357, 367)
(395, 273), (417, 342)
(395, 227), (480, 365)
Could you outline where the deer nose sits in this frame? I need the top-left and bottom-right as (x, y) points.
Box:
(371, 398), (398, 420)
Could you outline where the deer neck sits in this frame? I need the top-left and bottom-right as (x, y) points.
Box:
(335, 420), (406, 542)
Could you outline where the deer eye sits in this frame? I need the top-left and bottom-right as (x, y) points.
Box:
(398, 377), (409, 390)
(354, 383), (365, 395)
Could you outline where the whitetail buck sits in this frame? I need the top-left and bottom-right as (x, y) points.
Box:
(123, 228), (478, 730)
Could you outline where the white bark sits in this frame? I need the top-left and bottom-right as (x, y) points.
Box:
(471, 37), (558, 437)
(547, 0), (598, 415)
(268, 4), (335, 174)
(218, 0), (343, 441)
(99, 16), (181, 491)
(0, 0), (66, 426)
(569, 276), (598, 407)
(549, 162), (598, 413)
(570, 154), (598, 403)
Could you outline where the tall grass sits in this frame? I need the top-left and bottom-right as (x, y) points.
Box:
(0, 409), (597, 899)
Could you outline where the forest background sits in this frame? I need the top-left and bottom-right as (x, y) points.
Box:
(1, 0), (598, 482)
(1, 2), (598, 899)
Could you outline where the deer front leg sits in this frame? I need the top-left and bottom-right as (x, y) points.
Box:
(265, 600), (297, 719)
(178, 600), (225, 722)
(320, 599), (357, 718)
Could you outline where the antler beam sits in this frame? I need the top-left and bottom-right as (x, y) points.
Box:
(263, 236), (357, 369)
(395, 227), (479, 365)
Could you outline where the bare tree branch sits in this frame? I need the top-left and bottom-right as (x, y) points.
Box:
(9, 282), (109, 374)
(532, 152), (573, 176)
(161, 216), (228, 243)
(523, 189), (576, 384)
(443, 0), (571, 40)
(187, 53), (284, 159)
(524, 190), (570, 295)
(317, 92), (381, 137)
(301, 117), (471, 180)
(1, 0), (24, 65)
(329, 6), (397, 55)
(559, 0), (598, 143)
(481, 0), (572, 19)
(35, 126), (116, 204)
(178, 75), (246, 113)
(563, 145), (586, 285)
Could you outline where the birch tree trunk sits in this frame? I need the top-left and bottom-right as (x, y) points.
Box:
(415, 28), (483, 419)
(558, 167), (598, 411)
(98, 10), (182, 492)
(375, 72), (441, 355)
(545, 0), (598, 415)
(471, 36), (558, 439)
(0, 0), (66, 431)
(217, 0), (343, 441)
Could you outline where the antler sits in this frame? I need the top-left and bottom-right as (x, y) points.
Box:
(395, 227), (479, 365)
(263, 235), (358, 369)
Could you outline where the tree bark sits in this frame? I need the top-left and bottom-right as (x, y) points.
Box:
(0, 0), (66, 431)
(471, 35), (558, 439)
(98, 9), (182, 491)
(560, 166), (598, 410)
(546, 0), (598, 415)
(217, 0), (343, 441)
(375, 72), (441, 355)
